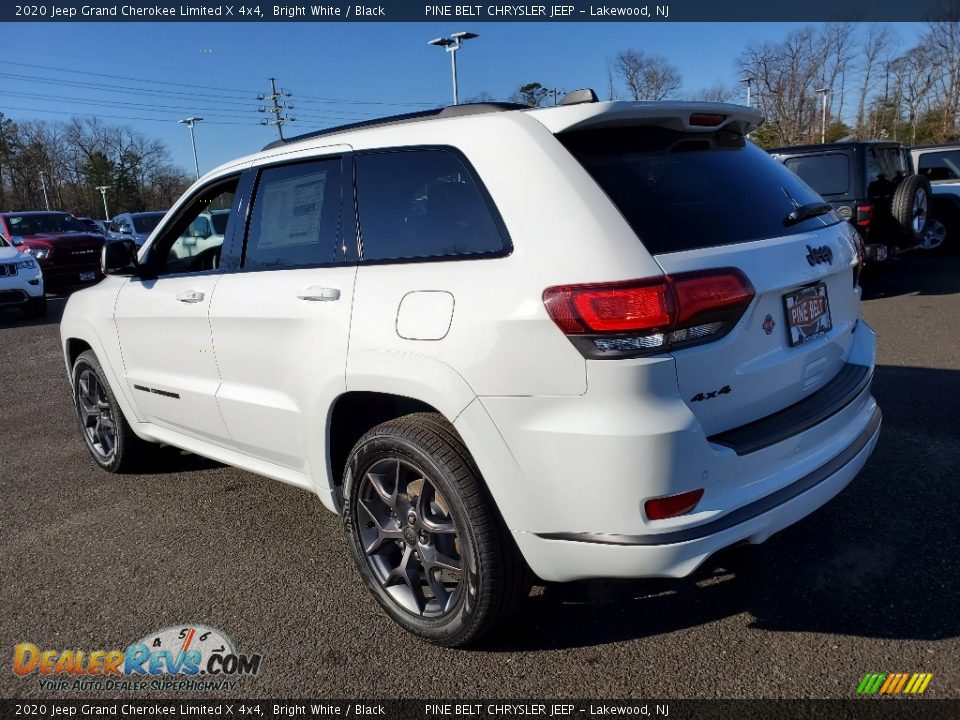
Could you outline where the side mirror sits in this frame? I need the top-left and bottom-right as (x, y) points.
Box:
(119, 225), (133, 235)
(102, 239), (139, 276)
(11, 237), (23, 247)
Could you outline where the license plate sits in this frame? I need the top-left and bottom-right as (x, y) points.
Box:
(80, 271), (96, 282)
(783, 283), (832, 346)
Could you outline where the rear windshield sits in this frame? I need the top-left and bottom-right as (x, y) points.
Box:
(132, 213), (165, 234)
(916, 149), (960, 181)
(559, 127), (837, 255)
(783, 153), (850, 196)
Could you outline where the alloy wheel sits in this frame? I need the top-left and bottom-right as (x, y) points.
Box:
(77, 369), (117, 460)
(913, 189), (929, 233)
(356, 457), (466, 618)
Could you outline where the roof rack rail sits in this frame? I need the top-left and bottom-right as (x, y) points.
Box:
(261, 101), (528, 151)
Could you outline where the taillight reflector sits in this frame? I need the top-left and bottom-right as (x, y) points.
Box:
(645, 489), (704, 520)
(856, 204), (873, 227)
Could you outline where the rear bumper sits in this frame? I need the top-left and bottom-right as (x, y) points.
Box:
(515, 408), (879, 581)
(464, 321), (880, 583)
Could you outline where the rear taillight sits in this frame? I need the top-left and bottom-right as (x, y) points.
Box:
(688, 113), (726, 127)
(543, 268), (755, 359)
(855, 204), (873, 228)
(645, 489), (704, 520)
(852, 233), (866, 287)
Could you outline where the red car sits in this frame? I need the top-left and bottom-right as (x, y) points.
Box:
(0, 211), (104, 291)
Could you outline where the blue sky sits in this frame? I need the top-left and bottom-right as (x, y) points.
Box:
(1, 22), (926, 173)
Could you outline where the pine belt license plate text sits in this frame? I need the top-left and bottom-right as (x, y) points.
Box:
(80, 271), (96, 282)
(783, 283), (832, 346)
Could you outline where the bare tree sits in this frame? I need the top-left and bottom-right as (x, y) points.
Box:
(614, 50), (682, 101)
(855, 25), (894, 138)
(692, 84), (736, 103)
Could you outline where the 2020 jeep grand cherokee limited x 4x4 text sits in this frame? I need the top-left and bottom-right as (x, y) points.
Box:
(61, 97), (881, 647)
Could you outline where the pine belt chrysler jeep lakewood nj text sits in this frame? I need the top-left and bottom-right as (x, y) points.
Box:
(60, 94), (881, 647)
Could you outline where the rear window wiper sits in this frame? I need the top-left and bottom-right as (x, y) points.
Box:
(783, 201), (834, 227)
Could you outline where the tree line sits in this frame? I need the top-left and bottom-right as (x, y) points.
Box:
(499, 19), (960, 148)
(0, 115), (192, 218)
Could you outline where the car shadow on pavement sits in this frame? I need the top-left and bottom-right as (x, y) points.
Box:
(482, 364), (960, 651)
(0, 295), (66, 328)
(861, 249), (960, 300)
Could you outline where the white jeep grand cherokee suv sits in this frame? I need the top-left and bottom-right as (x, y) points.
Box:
(60, 96), (881, 646)
(0, 234), (45, 317)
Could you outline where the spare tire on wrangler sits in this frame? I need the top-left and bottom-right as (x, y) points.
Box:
(892, 174), (932, 242)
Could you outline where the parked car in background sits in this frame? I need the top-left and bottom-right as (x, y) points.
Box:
(769, 141), (944, 262)
(76, 216), (107, 238)
(0, 211), (103, 292)
(108, 211), (167, 247)
(910, 142), (960, 250)
(63, 97), (880, 646)
(0, 232), (45, 317)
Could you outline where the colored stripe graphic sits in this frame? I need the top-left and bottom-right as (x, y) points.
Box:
(857, 673), (932, 695)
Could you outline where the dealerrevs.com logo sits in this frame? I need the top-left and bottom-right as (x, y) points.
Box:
(13, 625), (263, 693)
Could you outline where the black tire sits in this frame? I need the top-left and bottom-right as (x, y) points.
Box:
(343, 412), (530, 647)
(23, 296), (46, 318)
(891, 174), (932, 242)
(72, 350), (152, 473)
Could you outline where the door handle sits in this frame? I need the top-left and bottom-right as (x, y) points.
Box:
(176, 290), (205, 303)
(297, 287), (341, 302)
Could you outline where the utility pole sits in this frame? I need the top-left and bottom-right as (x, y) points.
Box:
(816, 88), (831, 143)
(39, 170), (50, 210)
(258, 78), (295, 141)
(546, 88), (565, 106)
(178, 117), (203, 179)
(427, 32), (479, 105)
(96, 186), (110, 221)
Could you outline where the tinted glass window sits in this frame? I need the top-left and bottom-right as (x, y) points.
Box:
(917, 149), (960, 180)
(132, 213), (165, 234)
(561, 127), (836, 255)
(244, 159), (343, 269)
(4, 213), (87, 234)
(784, 154), (850, 196)
(355, 149), (506, 262)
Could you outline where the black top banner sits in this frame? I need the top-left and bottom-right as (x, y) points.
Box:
(2, 0), (956, 22)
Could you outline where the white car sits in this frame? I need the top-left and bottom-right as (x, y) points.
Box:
(60, 95), (881, 646)
(0, 235), (45, 317)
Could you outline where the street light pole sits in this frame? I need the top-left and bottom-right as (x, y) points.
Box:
(178, 117), (203, 179)
(741, 76), (753, 108)
(816, 88), (831, 144)
(39, 171), (50, 210)
(96, 186), (110, 221)
(428, 32), (479, 105)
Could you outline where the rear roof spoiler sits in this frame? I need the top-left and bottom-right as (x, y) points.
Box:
(528, 101), (764, 136)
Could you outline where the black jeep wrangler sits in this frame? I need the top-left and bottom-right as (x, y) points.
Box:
(769, 141), (943, 262)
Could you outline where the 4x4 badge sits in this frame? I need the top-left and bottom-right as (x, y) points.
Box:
(806, 244), (834, 266)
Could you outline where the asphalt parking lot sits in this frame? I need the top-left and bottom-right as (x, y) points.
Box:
(1, 252), (958, 700)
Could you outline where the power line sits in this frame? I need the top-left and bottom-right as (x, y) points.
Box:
(0, 105), (252, 126)
(0, 60), (444, 108)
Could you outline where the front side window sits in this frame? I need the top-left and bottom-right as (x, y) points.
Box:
(149, 178), (238, 276)
(243, 159), (344, 270)
(355, 148), (508, 262)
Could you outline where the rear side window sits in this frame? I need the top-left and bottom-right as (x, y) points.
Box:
(560, 127), (835, 255)
(355, 148), (508, 262)
(784, 154), (850, 196)
(244, 158), (344, 269)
